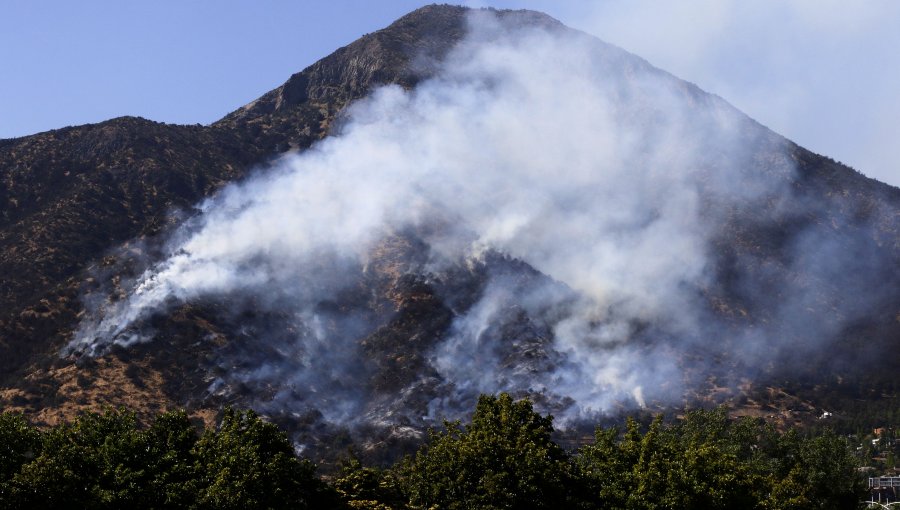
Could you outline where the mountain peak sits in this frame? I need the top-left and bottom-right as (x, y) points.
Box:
(214, 5), (567, 152)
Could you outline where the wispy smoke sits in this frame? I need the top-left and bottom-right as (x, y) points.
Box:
(68, 10), (878, 431)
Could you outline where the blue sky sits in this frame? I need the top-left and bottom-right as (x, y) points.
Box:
(2, 1), (898, 186)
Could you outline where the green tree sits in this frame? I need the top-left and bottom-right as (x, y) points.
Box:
(575, 407), (864, 510)
(398, 393), (575, 510)
(192, 407), (333, 509)
(8, 407), (152, 509)
(794, 432), (866, 509)
(332, 453), (406, 509)
(143, 409), (201, 508)
(575, 419), (641, 509)
(656, 409), (766, 510)
(0, 412), (42, 508)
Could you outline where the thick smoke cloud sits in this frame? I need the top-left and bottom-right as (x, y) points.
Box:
(67, 11), (823, 428)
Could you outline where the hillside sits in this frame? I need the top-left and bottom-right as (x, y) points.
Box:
(0, 5), (897, 463)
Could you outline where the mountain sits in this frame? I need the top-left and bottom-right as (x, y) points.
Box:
(1, 5), (898, 464)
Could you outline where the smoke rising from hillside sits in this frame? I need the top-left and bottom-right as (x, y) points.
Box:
(68, 11), (857, 427)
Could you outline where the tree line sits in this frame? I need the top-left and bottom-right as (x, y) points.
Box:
(0, 394), (866, 509)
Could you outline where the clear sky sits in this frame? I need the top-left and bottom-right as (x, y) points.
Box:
(2, 1), (898, 187)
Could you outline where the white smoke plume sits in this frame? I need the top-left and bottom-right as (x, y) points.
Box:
(68, 11), (809, 427)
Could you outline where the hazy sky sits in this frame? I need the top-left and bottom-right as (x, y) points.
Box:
(1, 1), (897, 186)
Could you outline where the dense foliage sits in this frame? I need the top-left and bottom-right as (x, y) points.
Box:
(399, 394), (575, 509)
(576, 409), (866, 509)
(0, 408), (332, 509)
(0, 396), (867, 509)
